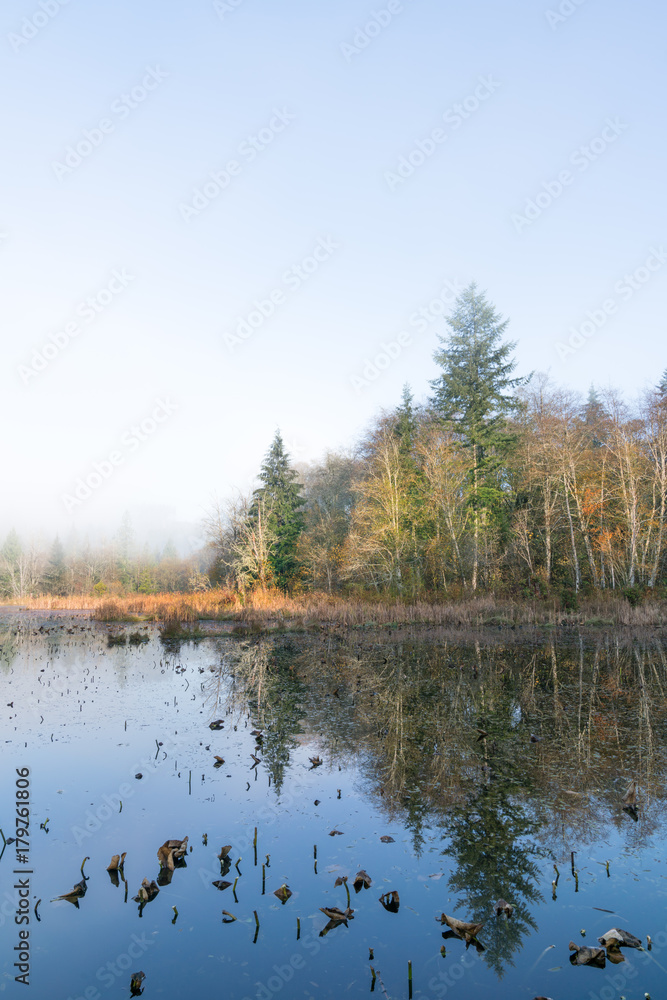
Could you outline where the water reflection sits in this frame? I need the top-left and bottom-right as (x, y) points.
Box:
(3, 620), (667, 994)
(223, 632), (667, 975)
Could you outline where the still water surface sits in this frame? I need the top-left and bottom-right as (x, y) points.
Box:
(1, 621), (666, 999)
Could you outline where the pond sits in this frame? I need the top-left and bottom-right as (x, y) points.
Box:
(1, 617), (667, 1000)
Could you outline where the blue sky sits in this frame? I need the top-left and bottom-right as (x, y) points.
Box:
(1, 0), (665, 547)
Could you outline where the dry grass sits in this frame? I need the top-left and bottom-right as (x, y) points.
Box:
(5, 588), (667, 628)
(8, 589), (241, 620)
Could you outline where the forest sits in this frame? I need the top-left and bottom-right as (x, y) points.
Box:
(3, 283), (666, 607)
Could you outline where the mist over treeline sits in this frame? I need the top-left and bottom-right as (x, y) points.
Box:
(0, 512), (211, 599)
(4, 284), (667, 604)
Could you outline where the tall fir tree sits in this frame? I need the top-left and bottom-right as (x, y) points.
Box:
(581, 385), (608, 447)
(250, 431), (304, 591)
(43, 537), (68, 595)
(429, 282), (524, 589)
(394, 383), (417, 458)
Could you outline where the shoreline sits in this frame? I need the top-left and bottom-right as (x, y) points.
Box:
(1, 605), (666, 646)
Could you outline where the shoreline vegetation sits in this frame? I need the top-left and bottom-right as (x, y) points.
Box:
(4, 588), (667, 631)
(3, 286), (667, 616)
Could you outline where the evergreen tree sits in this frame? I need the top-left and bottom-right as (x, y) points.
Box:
(429, 282), (524, 588)
(394, 383), (417, 458)
(116, 512), (136, 589)
(581, 384), (608, 447)
(43, 537), (68, 595)
(658, 367), (667, 398)
(250, 431), (304, 591)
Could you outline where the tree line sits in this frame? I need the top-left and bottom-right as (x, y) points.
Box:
(3, 282), (665, 602)
(0, 515), (209, 599)
(208, 282), (667, 604)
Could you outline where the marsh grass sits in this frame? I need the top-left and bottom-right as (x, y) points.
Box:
(6, 588), (667, 629)
(107, 632), (127, 646)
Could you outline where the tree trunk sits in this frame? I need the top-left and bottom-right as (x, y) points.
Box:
(564, 477), (581, 592)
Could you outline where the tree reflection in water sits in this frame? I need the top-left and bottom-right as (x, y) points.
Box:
(218, 630), (667, 976)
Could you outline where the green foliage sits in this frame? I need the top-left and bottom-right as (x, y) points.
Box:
(560, 586), (578, 611)
(250, 431), (304, 591)
(137, 568), (157, 594)
(430, 282), (524, 461)
(623, 585), (644, 607)
(395, 383), (417, 458)
(429, 283), (524, 587)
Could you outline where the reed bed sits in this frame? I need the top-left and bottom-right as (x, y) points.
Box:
(5, 589), (667, 628)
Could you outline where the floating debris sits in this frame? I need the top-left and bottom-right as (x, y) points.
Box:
(495, 899), (513, 918)
(379, 890), (400, 913)
(157, 836), (189, 871)
(597, 928), (642, 949)
(380, 835), (395, 843)
(569, 942), (606, 968)
(133, 879), (159, 903)
(319, 906), (354, 923)
(130, 971), (145, 996)
(52, 879), (87, 902)
(106, 853), (127, 871)
(354, 870), (372, 892)
(274, 884), (293, 904)
(438, 913), (484, 945)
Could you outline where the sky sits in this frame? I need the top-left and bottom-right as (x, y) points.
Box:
(1, 0), (665, 550)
